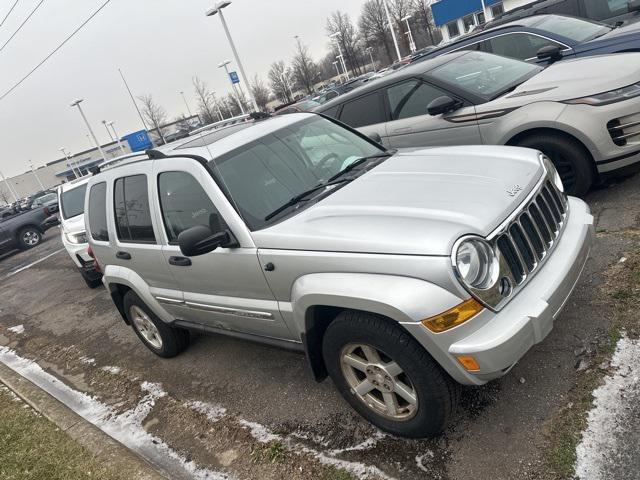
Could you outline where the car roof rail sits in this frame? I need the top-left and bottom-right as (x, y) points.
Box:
(95, 152), (150, 173)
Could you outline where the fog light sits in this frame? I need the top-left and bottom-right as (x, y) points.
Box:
(422, 298), (484, 333)
(456, 356), (480, 372)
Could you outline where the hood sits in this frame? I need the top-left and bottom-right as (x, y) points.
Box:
(252, 146), (543, 256)
(61, 214), (85, 235)
(494, 53), (640, 107)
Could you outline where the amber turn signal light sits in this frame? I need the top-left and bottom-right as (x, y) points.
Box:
(456, 355), (481, 372)
(421, 298), (484, 333)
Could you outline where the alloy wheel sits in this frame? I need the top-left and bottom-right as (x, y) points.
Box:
(22, 230), (40, 246)
(130, 305), (163, 349)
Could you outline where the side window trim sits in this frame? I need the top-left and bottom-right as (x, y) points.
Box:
(447, 31), (572, 58)
(113, 174), (158, 245)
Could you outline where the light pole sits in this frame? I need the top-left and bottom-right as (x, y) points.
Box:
(0, 170), (19, 203)
(211, 91), (225, 120)
(107, 121), (126, 153)
(59, 147), (80, 179)
(332, 61), (341, 82)
(366, 47), (376, 72)
(118, 68), (149, 132)
(329, 32), (349, 80)
(382, 0), (402, 62)
(70, 99), (107, 162)
(28, 160), (45, 190)
(401, 15), (417, 53)
(180, 91), (194, 119)
(102, 120), (115, 142)
(218, 60), (246, 115)
(206, 1), (258, 112)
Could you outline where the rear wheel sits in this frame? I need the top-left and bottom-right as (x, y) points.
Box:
(322, 310), (459, 438)
(515, 133), (593, 197)
(123, 290), (189, 358)
(17, 227), (41, 249)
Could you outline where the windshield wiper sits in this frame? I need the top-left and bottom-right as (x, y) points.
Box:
(263, 178), (354, 222)
(326, 152), (393, 183)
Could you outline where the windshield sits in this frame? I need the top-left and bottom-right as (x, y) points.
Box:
(60, 184), (87, 219)
(533, 15), (611, 42)
(430, 51), (541, 100)
(208, 115), (384, 230)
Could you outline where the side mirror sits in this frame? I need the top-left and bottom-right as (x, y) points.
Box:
(427, 96), (461, 116)
(369, 132), (382, 143)
(537, 44), (563, 62)
(178, 225), (237, 257)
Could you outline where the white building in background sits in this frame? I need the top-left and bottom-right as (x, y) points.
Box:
(431, 0), (535, 42)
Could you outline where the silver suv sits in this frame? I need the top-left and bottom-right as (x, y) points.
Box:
(86, 113), (593, 437)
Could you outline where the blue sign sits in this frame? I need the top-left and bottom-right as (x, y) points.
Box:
(229, 71), (240, 84)
(432, 0), (501, 26)
(122, 130), (153, 152)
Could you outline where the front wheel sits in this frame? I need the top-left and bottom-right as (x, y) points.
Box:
(515, 134), (594, 197)
(17, 227), (41, 249)
(322, 311), (459, 438)
(123, 290), (190, 358)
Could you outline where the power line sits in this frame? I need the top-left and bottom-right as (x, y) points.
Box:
(0, 0), (46, 53)
(0, 0), (112, 102)
(0, 0), (20, 27)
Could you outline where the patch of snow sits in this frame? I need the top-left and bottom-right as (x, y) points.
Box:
(415, 450), (435, 473)
(239, 419), (280, 443)
(327, 430), (386, 455)
(185, 400), (227, 423)
(0, 346), (229, 480)
(101, 366), (121, 375)
(575, 335), (640, 479)
(80, 357), (96, 365)
(7, 325), (24, 334)
(0, 383), (21, 402)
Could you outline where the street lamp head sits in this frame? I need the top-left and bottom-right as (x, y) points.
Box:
(205, 0), (231, 16)
(401, 15), (412, 21)
(70, 99), (83, 107)
(329, 32), (341, 39)
(218, 60), (231, 68)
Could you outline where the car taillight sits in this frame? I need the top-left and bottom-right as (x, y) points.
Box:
(87, 246), (101, 273)
(43, 207), (50, 216)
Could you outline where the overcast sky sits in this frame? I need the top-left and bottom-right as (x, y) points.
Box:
(0, 0), (367, 177)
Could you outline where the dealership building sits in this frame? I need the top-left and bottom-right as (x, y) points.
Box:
(431, 0), (533, 41)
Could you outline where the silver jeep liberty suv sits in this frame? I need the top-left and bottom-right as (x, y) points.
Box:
(86, 113), (593, 437)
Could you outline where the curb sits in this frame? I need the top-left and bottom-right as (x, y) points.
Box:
(0, 361), (167, 480)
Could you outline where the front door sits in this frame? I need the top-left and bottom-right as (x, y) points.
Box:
(151, 158), (293, 341)
(381, 78), (483, 149)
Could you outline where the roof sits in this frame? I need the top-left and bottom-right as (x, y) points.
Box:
(315, 51), (468, 112)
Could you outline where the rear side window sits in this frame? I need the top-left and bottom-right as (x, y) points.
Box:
(339, 93), (385, 128)
(114, 175), (156, 243)
(88, 182), (109, 241)
(158, 171), (223, 243)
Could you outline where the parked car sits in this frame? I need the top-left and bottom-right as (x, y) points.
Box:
(58, 178), (102, 288)
(489, 0), (640, 27)
(315, 50), (640, 196)
(86, 112), (593, 437)
(0, 205), (56, 251)
(413, 14), (640, 65)
(31, 192), (58, 213)
(274, 99), (321, 115)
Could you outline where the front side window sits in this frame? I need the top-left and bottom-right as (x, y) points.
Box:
(210, 116), (384, 230)
(487, 33), (565, 60)
(158, 172), (223, 243)
(583, 0), (628, 19)
(386, 80), (448, 120)
(339, 93), (385, 128)
(60, 184), (87, 220)
(533, 14), (610, 42)
(114, 175), (155, 243)
(447, 21), (460, 38)
(88, 182), (109, 241)
(430, 51), (542, 100)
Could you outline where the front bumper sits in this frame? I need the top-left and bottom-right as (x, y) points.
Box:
(61, 234), (93, 270)
(403, 197), (593, 385)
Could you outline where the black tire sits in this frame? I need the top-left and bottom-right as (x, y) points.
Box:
(123, 290), (190, 358)
(80, 269), (103, 289)
(322, 310), (459, 438)
(17, 227), (42, 249)
(515, 133), (594, 197)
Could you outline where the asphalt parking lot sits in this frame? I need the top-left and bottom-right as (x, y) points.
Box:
(1, 173), (639, 480)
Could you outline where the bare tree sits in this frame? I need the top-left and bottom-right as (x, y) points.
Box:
(412, 0), (440, 46)
(326, 11), (364, 77)
(192, 76), (221, 124)
(390, 0), (413, 55)
(250, 75), (271, 111)
(137, 94), (167, 145)
(291, 37), (318, 95)
(359, 0), (394, 65)
(268, 60), (293, 104)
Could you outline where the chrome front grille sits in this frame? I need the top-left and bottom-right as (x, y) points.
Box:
(608, 115), (640, 147)
(495, 180), (567, 286)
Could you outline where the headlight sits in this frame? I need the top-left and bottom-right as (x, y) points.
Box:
(564, 82), (640, 106)
(455, 238), (499, 290)
(65, 231), (87, 244)
(541, 155), (564, 193)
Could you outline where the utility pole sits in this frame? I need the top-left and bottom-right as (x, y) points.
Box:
(70, 99), (107, 162)
(118, 68), (149, 132)
(108, 121), (126, 154)
(383, 0), (402, 62)
(28, 160), (45, 190)
(102, 120), (115, 142)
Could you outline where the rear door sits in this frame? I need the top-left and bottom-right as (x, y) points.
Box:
(381, 78), (482, 149)
(152, 158), (293, 341)
(0, 222), (10, 249)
